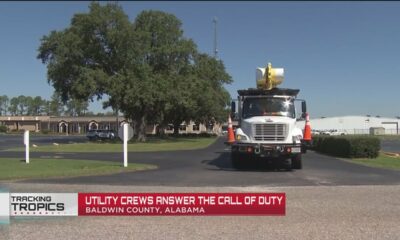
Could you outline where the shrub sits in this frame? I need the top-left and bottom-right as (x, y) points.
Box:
(348, 136), (380, 158)
(312, 135), (380, 158)
(41, 129), (50, 134)
(0, 125), (7, 133)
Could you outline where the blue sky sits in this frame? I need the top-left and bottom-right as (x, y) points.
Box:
(0, 1), (399, 118)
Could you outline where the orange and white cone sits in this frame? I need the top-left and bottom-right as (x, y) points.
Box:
(303, 113), (312, 142)
(226, 115), (235, 144)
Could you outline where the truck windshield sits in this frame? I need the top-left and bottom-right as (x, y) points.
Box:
(242, 97), (295, 118)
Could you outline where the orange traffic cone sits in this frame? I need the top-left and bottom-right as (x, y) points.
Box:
(226, 115), (235, 144)
(303, 113), (312, 142)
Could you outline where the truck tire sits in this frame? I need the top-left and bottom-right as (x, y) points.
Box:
(282, 158), (292, 171)
(291, 154), (302, 169)
(231, 153), (246, 169)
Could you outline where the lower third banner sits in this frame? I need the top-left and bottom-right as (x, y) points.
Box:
(78, 193), (285, 216)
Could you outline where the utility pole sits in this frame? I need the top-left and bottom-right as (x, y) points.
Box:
(213, 17), (218, 59)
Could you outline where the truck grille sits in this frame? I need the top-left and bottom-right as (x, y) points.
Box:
(252, 123), (288, 141)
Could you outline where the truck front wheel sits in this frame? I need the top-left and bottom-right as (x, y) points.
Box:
(291, 154), (302, 169)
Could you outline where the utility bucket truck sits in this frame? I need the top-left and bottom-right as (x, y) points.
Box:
(230, 63), (308, 170)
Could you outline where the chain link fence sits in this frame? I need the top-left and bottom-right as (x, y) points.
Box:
(319, 129), (400, 135)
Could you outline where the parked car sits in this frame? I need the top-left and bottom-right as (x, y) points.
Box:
(86, 129), (116, 140)
(330, 129), (347, 136)
(320, 130), (331, 136)
(311, 129), (320, 135)
(320, 129), (347, 136)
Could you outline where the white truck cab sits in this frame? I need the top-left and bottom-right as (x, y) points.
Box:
(230, 63), (308, 170)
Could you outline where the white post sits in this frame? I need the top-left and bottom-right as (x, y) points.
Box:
(24, 130), (29, 164)
(123, 123), (128, 167)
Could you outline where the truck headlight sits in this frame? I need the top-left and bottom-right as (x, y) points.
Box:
(236, 134), (248, 141)
(235, 128), (249, 142)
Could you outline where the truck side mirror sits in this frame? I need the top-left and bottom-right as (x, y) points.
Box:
(301, 101), (307, 114)
(231, 101), (236, 114)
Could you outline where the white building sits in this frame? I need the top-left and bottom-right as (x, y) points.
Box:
(297, 115), (400, 135)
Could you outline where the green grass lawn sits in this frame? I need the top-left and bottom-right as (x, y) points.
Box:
(7, 137), (217, 153)
(0, 158), (156, 180)
(350, 154), (400, 170)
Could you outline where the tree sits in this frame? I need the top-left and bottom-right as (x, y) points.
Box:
(158, 54), (232, 135)
(27, 96), (46, 115)
(16, 95), (29, 115)
(191, 54), (232, 126)
(85, 111), (95, 116)
(38, 3), (232, 141)
(65, 98), (89, 116)
(0, 95), (9, 115)
(47, 92), (64, 116)
(38, 2), (155, 141)
(8, 97), (18, 116)
(131, 10), (198, 136)
(38, 2), (136, 128)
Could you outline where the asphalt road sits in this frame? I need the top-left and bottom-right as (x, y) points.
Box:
(381, 139), (400, 152)
(1, 136), (399, 187)
(0, 134), (87, 150)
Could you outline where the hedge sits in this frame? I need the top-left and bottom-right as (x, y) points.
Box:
(312, 135), (380, 158)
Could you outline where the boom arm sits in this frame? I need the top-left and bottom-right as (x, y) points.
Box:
(256, 62), (284, 90)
